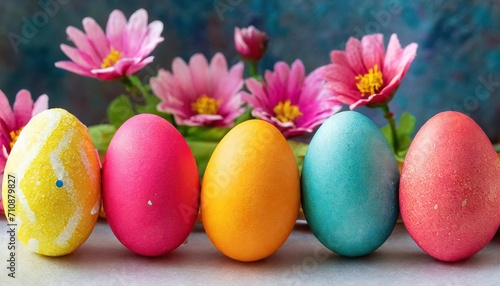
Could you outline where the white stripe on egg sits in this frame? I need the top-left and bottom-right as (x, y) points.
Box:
(16, 111), (62, 222)
(55, 205), (83, 246)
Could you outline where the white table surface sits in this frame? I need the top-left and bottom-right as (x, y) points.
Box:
(1, 217), (499, 285)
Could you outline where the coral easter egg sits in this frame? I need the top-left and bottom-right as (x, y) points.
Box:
(1, 109), (101, 256)
(400, 111), (500, 262)
(102, 114), (199, 257)
(201, 120), (300, 262)
(301, 111), (400, 257)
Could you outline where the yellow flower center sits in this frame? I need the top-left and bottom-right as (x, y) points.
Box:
(9, 127), (23, 149)
(273, 100), (302, 123)
(192, 95), (220, 115)
(355, 64), (384, 97)
(101, 47), (123, 69)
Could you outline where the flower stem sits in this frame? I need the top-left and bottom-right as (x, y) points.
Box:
(248, 61), (259, 79)
(122, 76), (149, 101)
(121, 75), (153, 114)
(381, 104), (399, 154)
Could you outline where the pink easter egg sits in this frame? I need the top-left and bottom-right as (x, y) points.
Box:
(400, 111), (500, 262)
(102, 114), (199, 256)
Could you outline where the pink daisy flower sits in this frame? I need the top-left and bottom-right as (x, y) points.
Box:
(322, 33), (418, 109)
(0, 89), (48, 213)
(55, 9), (164, 80)
(150, 53), (245, 128)
(242, 59), (342, 138)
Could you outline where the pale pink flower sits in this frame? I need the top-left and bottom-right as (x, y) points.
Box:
(55, 9), (164, 80)
(234, 26), (269, 61)
(242, 60), (342, 138)
(0, 90), (48, 213)
(322, 33), (418, 109)
(150, 53), (245, 127)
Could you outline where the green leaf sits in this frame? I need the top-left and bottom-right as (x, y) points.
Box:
(381, 112), (417, 163)
(235, 107), (254, 125)
(135, 94), (175, 125)
(186, 140), (219, 179)
(107, 95), (135, 128)
(397, 112), (416, 137)
(126, 75), (149, 98)
(395, 112), (416, 161)
(88, 124), (117, 158)
(287, 140), (309, 174)
(381, 125), (393, 148)
(179, 126), (231, 142)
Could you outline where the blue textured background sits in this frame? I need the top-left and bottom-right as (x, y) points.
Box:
(0, 0), (499, 142)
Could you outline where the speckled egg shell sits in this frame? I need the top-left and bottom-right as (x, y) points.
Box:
(102, 114), (199, 257)
(301, 111), (400, 257)
(400, 111), (500, 262)
(1, 109), (101, 256)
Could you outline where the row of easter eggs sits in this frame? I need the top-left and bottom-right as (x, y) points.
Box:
(2, 109), (499, 262)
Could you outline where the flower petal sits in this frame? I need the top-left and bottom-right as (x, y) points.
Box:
(0, 121), (11, 148)
(209, 53), (228, 93)
(234, 27), (250, 54)
(361, 33), (385, 71)
(243, 79), (268, 108)
(266, 62), (289, 104)
(152, 69), (191, 117)
(189, 54), (210, 96)
(106, 10), (127, 52)
(330, 51), (350, 68)
(287, 60), (305, 104)
(126, 9), (148, 55)
(300, 66), (329, 104)
(0, 146), (7, 170)
(183, 114), (224, 127)
(83, 17), (109, 59)
(0, 147), (6, 212)
(378, 42), (418, 99)
(172, 57), (197, 102)
(66, 26), (101, 66)
(350, 93), (383, 109)
(215, 60), (244, 111)
(324, 82), (359, 104)
(32, 94), (49, 117)
(60, 44), (96, 69)
(55, 61), (95, 78)
(136, 21), (164, 58)
(125, 56), (154, 76)
(13, 89), (34, 127)
(345, 37), (366, 75)
(383, 34), (404, 80)
(91, 57), (138, 78)
(0, 90), (15, 131)
(398, 42), (418, 76)
(321, 63), (356, 89)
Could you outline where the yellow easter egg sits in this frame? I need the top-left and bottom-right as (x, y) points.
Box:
(201, 120), (300, 262)
(2, 108), (101, 256)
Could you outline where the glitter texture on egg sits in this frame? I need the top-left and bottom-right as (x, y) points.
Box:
(1, 108), (101, 256)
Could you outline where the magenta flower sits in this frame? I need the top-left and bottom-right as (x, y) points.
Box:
(150, 53), (245, 127)
(242, 60), (342, 138)
(322, 33), (418, 109)
(0, 90), (48, 213)
(234, 26), (269, 62)
(55, 9), (164, 80)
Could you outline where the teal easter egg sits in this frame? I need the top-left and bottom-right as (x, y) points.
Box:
(301, 111), (400, 257)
